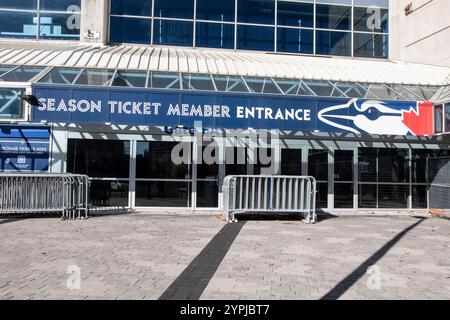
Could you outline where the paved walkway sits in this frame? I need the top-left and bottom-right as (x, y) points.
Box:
(0, 214), (449, 300)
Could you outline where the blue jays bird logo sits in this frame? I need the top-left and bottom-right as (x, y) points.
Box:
(318, 98), (434, 136)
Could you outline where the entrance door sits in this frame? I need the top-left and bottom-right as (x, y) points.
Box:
(196, 144), (220, 208)
(135, 141), (192, 208)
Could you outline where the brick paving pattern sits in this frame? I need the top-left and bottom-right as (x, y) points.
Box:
(0, 214), (449, 300)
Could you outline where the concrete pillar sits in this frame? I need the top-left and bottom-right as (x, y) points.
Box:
(80, 0), (109, 44)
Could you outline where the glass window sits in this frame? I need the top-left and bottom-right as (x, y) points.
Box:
(153, 19), (193, 46)
(335, 82), (374, 98)
(135, 181), (190, 207)
(196, 22), (234, 49)
(150, 72), (181, 89)
(358, 184), (376, 208)
(154, 0), (194, 19)
(244, 77), (281, 94)
(354, 6), (388, 33)
(274, 79), (301, 95)
(354, 0), (388, 7)
(75, 69), (114, 86)
(445, 103), (450, 132)
(197, 180), (218, 208)
(38, 67), (81, 84)
(182, 74), (215, 91)
(38, 13), (81, 40)
(378, 185), (408, 208)
(0, 11), (37, 39)
(308, 150), (328, 181)
(39, 0), (81, 11)
(0, 88), (23, 120)
(303, 80), (338, 97)
(196, 0), (235, 22)
(253, 148), (275, 175)
(0, 65), (17, 77)
(110, 0), (152, 16)
(434, 105), (443, 134)
(0, 0), (37, 10)
(277, 1), (313, 28)
(358, 148), (377, 182)
(354, 33), (388, 58)
(111, 70), (148, 88)
(237, 0), (275, 24)
(136, 141), (190, 179)
(109, 16), (151, 44)
(226, 146), (248, 175)
(67, 139), (130, 178)
(335, 183), (353, 208)
(335, 150), (353, 182)
(316, 4), (351, 30)
(198, 145), (219, 179)
(316, 30), (351, 56)
(411, 150), (450, 183)
(213, 76), (249, 93)
(237, 25), (274, 51)
(281, 149), (302, 175)
(0, 66), (44, 82)
(89, 180), (129, 207)
(378, 148), (409, 183)
(412, 185), (427, 209)
(277, 27), (313, 54)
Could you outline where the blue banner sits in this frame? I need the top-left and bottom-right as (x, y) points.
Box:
(0, 125), (50, 172)
(31, 84), (431, 136)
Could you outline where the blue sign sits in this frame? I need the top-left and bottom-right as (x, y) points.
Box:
(31, 84), (428, 136)
(0, 125), (50, 172)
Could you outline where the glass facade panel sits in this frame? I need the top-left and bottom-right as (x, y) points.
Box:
(353, 6), (388, 33)
(153, 19), (193, 46)
(412, 185), (427, 209)
(335, 150), (353, 182)
(0, 88), (22, 120)
(335, 183), (353, 208)
(378, 148), (409, 183)
(0, 66), (44, 82)
(358, 148), (377, 182)
(196, 22), (234, 49)
(136, 141), (190, 179)
(378, 185), (408, 208)
(0, 0), (37, 10)
(197, 180), (219, 208)
(109, 16), (151, 44)
(196, 0), (235, 22)
(353, 33), (388, 58)
(67, 139), (130, 178)
(150, 72), (181, 89)
(226, 147), (248, 175)
(274, 79), (301, 95)
(154, 0), (194, 19)
(281, 149), (302, 175)
(110, 0), (152, 16)
(237, 0), (275, 24)
(39, 0), (80, 11)
(446, 103), (450, 132)
(182, 74), (215, 91)
(303, 80), (335, 97)
(434, 105), (443, 134)
(316, 30), (351, 56)
(75, 69), (114, 86)
(308, 149), (328, 182)
(277, 27), (314, 54)
(237, 25), (274, 51)
(111, 70), (148, 88)
(316, 4), (351, 30)
(38, 67), (81, 84)
(253, 148), (275, 175)
(90, 180), (128, 207)
(359, 184), (376, 208)
(213, 76), (249, 93)
(135, 181), (190, 207)
(0, 11), (37, 39)
(38, 13), (81, 40)
(244, 77), (281, 94)
(277, 1), (314, 28)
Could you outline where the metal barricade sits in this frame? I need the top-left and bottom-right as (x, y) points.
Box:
(222, 175), (317, 223)
(0, 173), (90, 220)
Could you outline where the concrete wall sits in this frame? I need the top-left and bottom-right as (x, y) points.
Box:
(390, 0), (450, 67)
(79, 0), (109, 44)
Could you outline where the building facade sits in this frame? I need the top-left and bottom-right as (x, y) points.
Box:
(0, 0), (449, 212)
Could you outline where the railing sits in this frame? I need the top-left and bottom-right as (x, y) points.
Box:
(222, 175), (316, 223)
(0, 173), (90, 220)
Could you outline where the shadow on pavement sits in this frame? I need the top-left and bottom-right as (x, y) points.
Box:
(320, 216), (426, 300)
